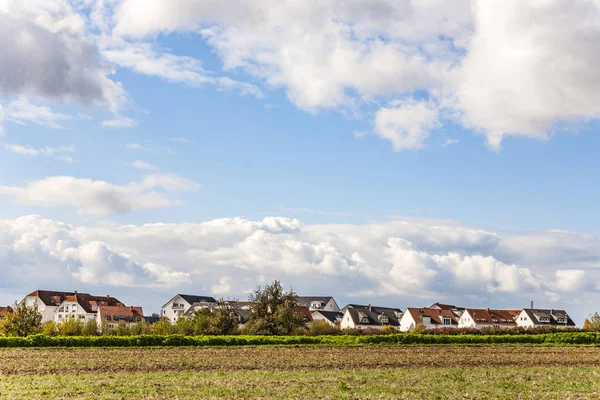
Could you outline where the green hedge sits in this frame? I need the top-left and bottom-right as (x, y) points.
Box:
(1, 332), (600, 348)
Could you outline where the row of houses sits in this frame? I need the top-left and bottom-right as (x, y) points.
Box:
(3, 290), (577, 331)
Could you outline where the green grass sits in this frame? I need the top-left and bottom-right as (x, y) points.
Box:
(1, 367), (600, 399)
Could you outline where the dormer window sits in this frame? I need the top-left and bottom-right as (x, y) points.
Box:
(539, 317), (550, 323)
(443, 317), (451, 325)
(361, 317), (369, 324)
(378, 314), (389, 324)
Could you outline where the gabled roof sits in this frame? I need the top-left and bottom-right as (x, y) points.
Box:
(429, 302), (465, 311)
(463, 308), (520, 326)
(521, 308), (576, 327)
(98, 305), (144, 323)
(298, 306), (313, 323)
(26, 290), (124, 312)
(296, 297), (334, 306)
(163, 294), (217, 308)
(312, 310), (343, 324)
(346, 307), (401, 327)
(405, 307), (460, 326)
(343, 304), (403, 314)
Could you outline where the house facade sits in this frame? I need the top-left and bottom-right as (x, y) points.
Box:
(311, 310), (343, 326)
(22, 290), (125, 324)
(400, 308), (460, 331)
(97, 306), (144, 331)
(161, 294), (217, 323)
(516, 309), (575, 328)
(296, 296), (340, 312)
(458, 309), (520, 329)
(340, 305), (402, 330)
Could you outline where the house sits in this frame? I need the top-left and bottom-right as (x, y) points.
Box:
(458, 308), (521, 329)
(429, 302), (465, 314)
(516, 308), (575, 328)
(340, 305), (402, 330)
(161, 294), (217, 323)
(296, 296), (340, 312)
(298, 306), (313, 323)
(0, 306), (12, 321)
(311, 310), (343, 326)
(22, 290), (125, 323)
(400, 307), (460, 331)
(98, 306), (144, 331)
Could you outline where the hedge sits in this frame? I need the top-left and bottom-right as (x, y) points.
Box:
(1, 332), (600, 348)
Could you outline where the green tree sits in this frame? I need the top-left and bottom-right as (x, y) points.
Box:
(191, 308), (212, 335)
(583, 312), (600, 331)
(41, 321), (58, 336)
(209, 302), (239, 335)
(175, 316), (194, 335)
(58, 317), (84, 336)
(152, 316), (175, 335)
(245, 280), (305, 335)
(0, 302), (42, 337)
(82, 319), (99, 336)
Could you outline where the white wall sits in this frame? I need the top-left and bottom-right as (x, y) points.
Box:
(161, 295), (191, 324)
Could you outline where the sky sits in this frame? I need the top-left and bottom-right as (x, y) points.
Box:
(1, 0), (600, 324)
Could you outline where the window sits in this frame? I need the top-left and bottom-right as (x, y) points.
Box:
(379, 314), (389, 324)
(443, 317), (451, 325)
(361, 317), (369, 323)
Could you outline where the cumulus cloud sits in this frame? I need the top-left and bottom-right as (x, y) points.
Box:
(2, 214), (600, 319)
(0, 174), (199, 216)
(4, 98), (73, 129)
(374, 99), (440, 150)
(106, 0), (600, 150)
(0, 0), (124, 111)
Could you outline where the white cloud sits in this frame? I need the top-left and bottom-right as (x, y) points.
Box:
(108, 0), (600, 151)
(374, 99), (440, 150)
(2, 214), (600, 320)
(442, 138), (459, 147)
(126, 143), (144, 150)
(0, 0), (125, 111)
(555, 269), (586, 292)
(4, 98), (73, 129)
(3, 143), (75, 163)
(102, 115), (137, 128)
(101, 40), (263, 97)
(0, 174), (199, 216)
(132, 160), (158, 171)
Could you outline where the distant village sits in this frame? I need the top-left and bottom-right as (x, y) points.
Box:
(0, 289), (577, 331)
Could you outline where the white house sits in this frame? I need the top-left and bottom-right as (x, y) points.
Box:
(458, 308), (520, 329)
(22, 290), (125, 324)
(400, 308), (459, 332)
(296, 297), (340, 312)
(161, 294), (217, 323)
(340, 305), (402, 330)
(516, 308), (575, 328)
(97, 306), (144, 331)
(311, 310), (343, 326)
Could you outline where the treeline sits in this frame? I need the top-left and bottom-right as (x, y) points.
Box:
(3, 332), (600, 348)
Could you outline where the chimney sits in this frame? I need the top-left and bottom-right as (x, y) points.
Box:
(368, 304), (372, 311)
(107, 295), (110, 298)
(74, 291), (77, 294)
(530, 297), (534, 309)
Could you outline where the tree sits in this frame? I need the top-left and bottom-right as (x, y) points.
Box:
(191, 309), (211, 335)
(152, 316), (175, 335)
(58, 317), (84, 336)
(0, 302), (42, 337)
(245, 280), (305, 335)
(82, 319), (99, 336)
(583, 312), (600, 331)
(209, 302), (239, 335)
(41, 321), (58, 336)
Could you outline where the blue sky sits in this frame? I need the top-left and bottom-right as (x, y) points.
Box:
(1, 0), (600, 323)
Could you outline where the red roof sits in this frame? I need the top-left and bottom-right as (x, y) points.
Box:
(462, 308), (520, 326)
(98, 306), (144, 323)
(406, 307), (460, 325)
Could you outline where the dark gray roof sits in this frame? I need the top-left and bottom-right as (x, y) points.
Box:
(296, 296), (334, 306)
(179, 295), (217, 305)
(522, 309), (576, 326)
(346, 308), (401, 327)
(342, 304), (403, 314)
(312, 310), (343, 324)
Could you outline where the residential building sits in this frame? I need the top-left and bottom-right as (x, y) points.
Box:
(458, 308), (520, 329)
(296, 296), (340, 312)
(161, 294), (217, 323)
(298, 306), (313, 323)
(429, 302), (465, 315)
(0, 306), (12, 321)
(22, 290), (125, 323)
(311, 310), (343, 326)
(400, 307), (460, 331)
(98, 306), (144, 331)
(516, 308), (575, 328)
(340, 305), (402, 330)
